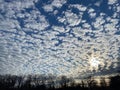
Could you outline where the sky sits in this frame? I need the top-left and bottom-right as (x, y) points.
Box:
(0, 0), (120, 78)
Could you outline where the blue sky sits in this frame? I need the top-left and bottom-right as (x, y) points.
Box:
(0, 0), (120, 78)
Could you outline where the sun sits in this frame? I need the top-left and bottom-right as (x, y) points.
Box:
(88, 52), (105, 71)
(89, 57), (100, 71)
(90, 57), (100, 67)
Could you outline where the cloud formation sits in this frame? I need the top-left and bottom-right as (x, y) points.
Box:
(0, 0), (120, 78)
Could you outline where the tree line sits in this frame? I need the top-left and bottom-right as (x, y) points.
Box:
(0, 74), (120, 90)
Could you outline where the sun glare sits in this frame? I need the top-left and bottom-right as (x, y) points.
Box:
(90, 57), (100, 67)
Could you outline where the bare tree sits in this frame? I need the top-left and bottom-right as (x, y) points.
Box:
(81, 80), (85, 88)
(86, 76), (97, 88)
(100, 77), (107, 87)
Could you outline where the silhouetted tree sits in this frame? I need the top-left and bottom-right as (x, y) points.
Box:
(1, 74), (120, 90)
(69, 78), (76, 87)
(60, 76), (68, 87)
(110, 75), (120, 89)
(86, 76), (97, 89)
(81, 80), (85, 88)
(100, 77), (107, 87)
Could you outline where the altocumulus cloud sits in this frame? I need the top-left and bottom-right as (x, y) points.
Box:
(0, 0), (120, 78)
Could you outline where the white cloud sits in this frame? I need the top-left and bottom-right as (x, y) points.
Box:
(51, 0), (67, 8)
(0, 0), (119, 78)
(82, 23), (91, 29)
(43, 5), (54, 12)
(70, 4), (87, 12)
(57, 16), (66, 23)
(65, 10), (81, 26)
(108, 0), (118, 5)
(88, 8), (96, 18)
(43, 0), (66, 13)
(94, 1), (101, 7)
(52, 26), (65, 33)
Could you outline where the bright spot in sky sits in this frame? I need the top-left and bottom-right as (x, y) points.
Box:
(90, 57), (100, 68)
